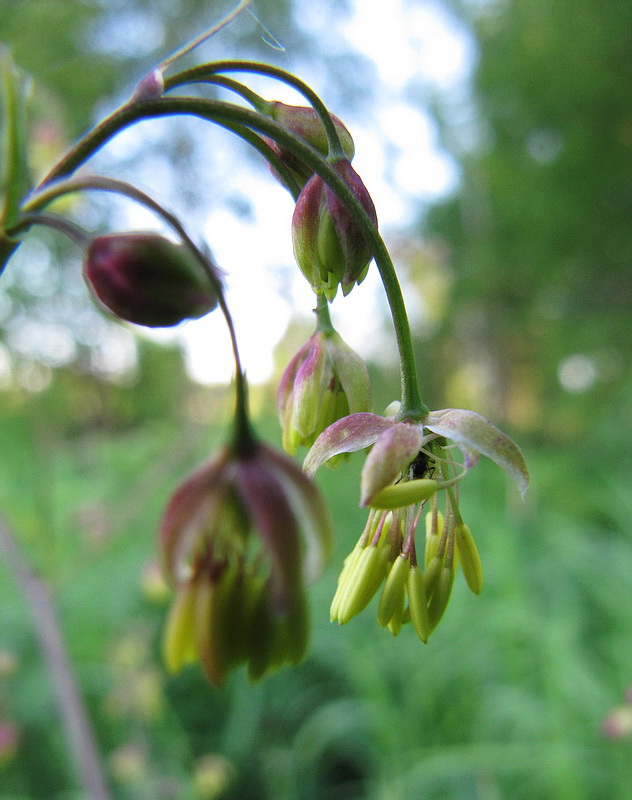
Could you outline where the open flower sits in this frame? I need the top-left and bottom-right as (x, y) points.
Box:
(277, 329), (370, 454)
(160, 440), (331, 685)
(304, 405), (528, 637)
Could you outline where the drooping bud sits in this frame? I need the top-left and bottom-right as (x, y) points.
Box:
(277, 330), (370, 455)
(265, 102), (355, 191)
(83, 233), (219, 327)
(292, 159), (378, 300)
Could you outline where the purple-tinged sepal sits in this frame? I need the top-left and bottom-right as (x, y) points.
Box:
(425, 408), (529, 497)
(278, 330), (370, 455)
(160, 439), (331, 685)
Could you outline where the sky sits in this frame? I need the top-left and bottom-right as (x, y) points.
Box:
(1, 1), (473, 390)
(158, 0), (475, 385)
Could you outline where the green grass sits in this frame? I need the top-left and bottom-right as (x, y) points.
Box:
(1, 397), (631, 800)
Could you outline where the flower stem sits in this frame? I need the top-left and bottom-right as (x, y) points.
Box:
(17, 174), (256, 450)
(9, 212), (91, 247)
(31, 92), (427, 419)
(315, 294), (336, 335)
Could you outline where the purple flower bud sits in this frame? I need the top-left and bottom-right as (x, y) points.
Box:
(265, 102), (355, 191)
(277, 330), (370, 454)
(160, 440), (331, 684)
(292, 159), (378, 300)
(83, 233), (219, 327)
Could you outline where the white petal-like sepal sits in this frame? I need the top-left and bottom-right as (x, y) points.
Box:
(426, 409), (529, 497)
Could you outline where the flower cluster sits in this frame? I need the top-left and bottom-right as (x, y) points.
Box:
(160, 440), (330, 685)
(0, 21), (530, 688)
(304, 405), (529, 637)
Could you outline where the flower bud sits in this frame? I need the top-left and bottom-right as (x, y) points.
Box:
(84, 233), (219, 327)
(278, 330), (370, 454)
(265, 102), (355, 191)
(292, 159), (378, 300)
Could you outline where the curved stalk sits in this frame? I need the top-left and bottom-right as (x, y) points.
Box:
(164, 61), (347, 161)
(31, 96), (426, 418)
(18, 174), (256, 448)
(10, 212), (91, 247)
(315, 294), (335, 335)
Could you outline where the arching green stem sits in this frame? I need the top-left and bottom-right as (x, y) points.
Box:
(164, 61), (347, 161)
(315, 294), (335, 335)
(10, 211), (91, 247)
(16, 173), (256, 449)
(32, 95), (426, 419)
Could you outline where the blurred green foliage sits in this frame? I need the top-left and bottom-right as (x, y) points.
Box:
(1, 0), (632, 798)
(1, 365), (631, 798)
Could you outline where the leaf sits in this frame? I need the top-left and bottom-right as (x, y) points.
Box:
(426, 408), (529, 497)
(1, 48), (32, 234)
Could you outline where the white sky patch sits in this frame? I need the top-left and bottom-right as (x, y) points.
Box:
(79, 2), (473, 386)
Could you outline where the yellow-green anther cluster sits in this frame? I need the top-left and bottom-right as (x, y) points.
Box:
(160, 440), (331, 685)
(330, 510), (393, 624)
(163, 565), (308, 685)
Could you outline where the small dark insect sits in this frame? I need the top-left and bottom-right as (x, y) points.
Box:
(409, 450), (434, 480)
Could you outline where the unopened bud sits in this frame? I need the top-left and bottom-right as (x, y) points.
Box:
(278, 330), (370, 454)
(292, 159), (377, 300)
(84, 233), (219, 327)
(265, 102), (355, 190)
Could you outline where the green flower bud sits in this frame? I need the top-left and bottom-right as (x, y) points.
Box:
(278, 330), (370, 455)
(84, 232), (219, 327)
(265, 102), (355, 191)
(292, 159), (378, 300)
